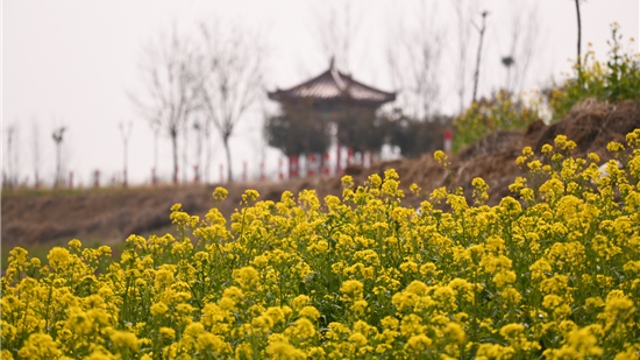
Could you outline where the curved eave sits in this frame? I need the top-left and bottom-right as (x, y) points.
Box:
(268, 90), (396, 107)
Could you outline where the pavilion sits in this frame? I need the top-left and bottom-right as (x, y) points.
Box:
(267, 59), (396, 177)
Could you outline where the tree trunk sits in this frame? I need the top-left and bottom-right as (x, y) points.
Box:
(123, 141), (128, 188)
(182, 126), (188, 184)
(575, 0), (582, 70)
(55, 144), (61, 189)
(472, 11), (488, 105)
(154, 130), (159, 172)
(204, 130), (211, 184)
(171, 132), (178, 184)
(223, 136), (232, 182)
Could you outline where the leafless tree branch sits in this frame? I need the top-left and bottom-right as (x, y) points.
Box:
(502, 2), (541, 93)
(130, 24), (200, 184)
(386, 1), (445, 119)
(196, 19), (266, 182)
(452, 0), (478, 113)
(310, 0), (367, 72)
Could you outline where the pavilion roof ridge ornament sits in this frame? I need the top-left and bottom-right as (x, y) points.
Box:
(267, 60), (396, 106)
(329, 56), (347, 92)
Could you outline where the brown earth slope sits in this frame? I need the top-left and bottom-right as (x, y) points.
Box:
(2, 98), (639, 248)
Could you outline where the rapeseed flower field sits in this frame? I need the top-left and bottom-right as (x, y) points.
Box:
(2, 130), (640, 359)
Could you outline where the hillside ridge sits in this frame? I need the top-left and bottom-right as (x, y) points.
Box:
(2, 98), (639, 248)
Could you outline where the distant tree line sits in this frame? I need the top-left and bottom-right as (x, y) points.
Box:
(264, 106), (452, 160)
(130, 20), (265, 183)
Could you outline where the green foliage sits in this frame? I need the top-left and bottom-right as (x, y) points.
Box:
(383, 110), (452, 158)
(264, 105), (332, 156)
(548, 23), (640, 120)
(453, 90), (539, 153)
(264, 103), (388, 156)
(336, 113), (388, 154)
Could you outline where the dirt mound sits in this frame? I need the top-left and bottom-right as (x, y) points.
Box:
(535, 98), (640, 158)
(342, 98), (639, 207)
(456, 131), (524, 162)
(2, 99), (639, 247)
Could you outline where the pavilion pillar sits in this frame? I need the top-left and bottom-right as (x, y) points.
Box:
(335, 138), (341, 175)
(289, 155), (299, 179)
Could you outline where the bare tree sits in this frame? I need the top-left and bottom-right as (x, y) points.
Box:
(310, 0), (367, 73)
(181, 116), (189, 183)
(192, 118), (203, 182)
(197, 20), (265, 182)
(52, 126), (66, 188)
(502, 2), (541, 93)
(119, 121), (133, 187)
(32, 120), (41, 188)
(452, 0), (478, 113)
(471, 11), (489, 105)
(200, 117), (214, 183)
(501, 56), (516, 91)
(387, 1), (445, 119)
(5, 123), (18, 188)
(575, 0), (583, 70)
(150, 120), (160, 183)
(130, 24), (199, 184)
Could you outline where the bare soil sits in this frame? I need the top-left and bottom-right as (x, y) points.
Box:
(2, 98), (639, 249)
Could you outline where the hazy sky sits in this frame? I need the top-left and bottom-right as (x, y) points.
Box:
(2, 0), (639, 186)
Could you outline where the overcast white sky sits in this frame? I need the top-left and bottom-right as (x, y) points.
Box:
(2, 0), (639, 186)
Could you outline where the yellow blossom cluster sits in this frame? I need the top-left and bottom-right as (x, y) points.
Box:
(453, 89), (539, 152)
(2, 130), (640, 359)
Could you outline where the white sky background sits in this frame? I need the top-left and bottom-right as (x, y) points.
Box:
(2, 0), (639, 186)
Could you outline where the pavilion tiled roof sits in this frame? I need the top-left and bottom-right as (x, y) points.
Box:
(268, 63), (396, 106)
